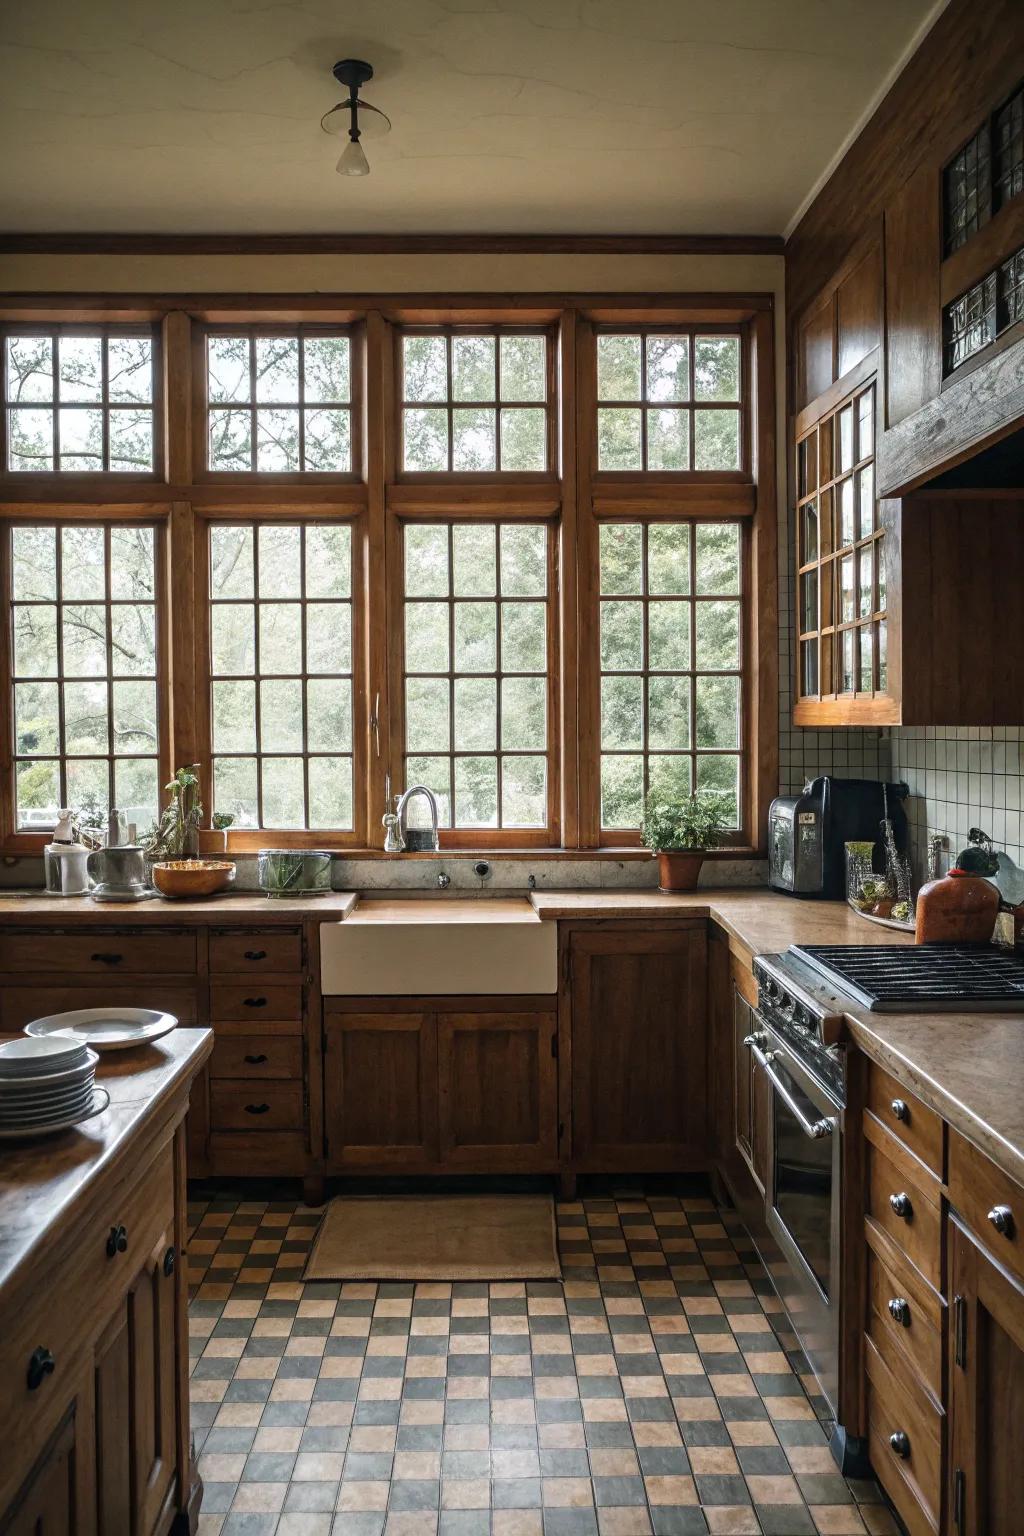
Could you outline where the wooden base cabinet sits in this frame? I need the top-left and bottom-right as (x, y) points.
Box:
(948, 1213), (1024, 1536)
(567, 924), (707, 1172)
(1, 1410), (82, 1536)
(323, 999), (558, 1175)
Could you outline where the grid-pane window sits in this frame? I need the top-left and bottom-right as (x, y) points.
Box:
(595, 331), (742, 472)
(400, 331), (550, 472)
(9, 523), (160, 831)
(206, 332), (352, 472)
(795, 383), (886, 703)
(3, 330), (155, 473)
(993, 83), (1024, 213)
(942, 127), (992, 256)
(598, 521), (744, 832)
(401, 522), (552, 830)
(208, 522), (353, 829)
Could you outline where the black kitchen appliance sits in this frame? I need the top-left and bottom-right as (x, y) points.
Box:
(768, 776), (909, 899)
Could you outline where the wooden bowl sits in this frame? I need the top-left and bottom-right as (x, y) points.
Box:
(151, 860), (235, 899)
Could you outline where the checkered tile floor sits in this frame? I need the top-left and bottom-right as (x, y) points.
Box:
(187, 1185), (897, 1536)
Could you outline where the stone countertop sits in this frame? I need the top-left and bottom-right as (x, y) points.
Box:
(343, 895), (541, 925)
(0, 890), (358, 924)
(0, 1027), (213, 1299)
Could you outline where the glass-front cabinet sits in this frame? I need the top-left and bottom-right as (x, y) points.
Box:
(793, 379), (896, 724)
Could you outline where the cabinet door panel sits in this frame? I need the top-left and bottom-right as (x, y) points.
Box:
(438, 1012), (557, 1170)
(570, 926), (707, 1169)
(325, 1014), (438, 1168)
(949, 1215), (1024, 1536)
(2, 1411), (79, 1536)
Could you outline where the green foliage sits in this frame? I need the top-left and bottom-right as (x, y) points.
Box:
(641, 786), (729, 853)
(145, 764), (203, 860)
(211, 810), (235, 831)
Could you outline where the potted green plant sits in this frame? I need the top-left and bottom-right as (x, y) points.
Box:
(210, 809), (235, 853)
(144, 764), (203, 862)
(641, 787), (729, 892)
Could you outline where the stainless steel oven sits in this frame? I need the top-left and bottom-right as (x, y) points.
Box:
(744, 1020), (843, 1416)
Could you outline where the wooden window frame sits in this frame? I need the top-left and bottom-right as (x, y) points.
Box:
(0, 295), (777, 859)
(192, 508), (369, 852)
(590, 322), (750, 483)
(589, 513), (750, 849)
(1, 321), (164, 484)
(393, 324), (559, 483)
(192, 322), (365, 484)
(0, 506), (172, 854)
(386, 509), (561, 850)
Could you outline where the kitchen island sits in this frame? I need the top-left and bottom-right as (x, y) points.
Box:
(0, 1027), (213, 1533)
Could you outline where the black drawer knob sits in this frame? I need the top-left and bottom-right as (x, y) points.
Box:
(889, 1192), (913, 1220)
(988, 1204), (1014, 1238)
(245, 1103), (271, 1115)
(891, 1098), (909, 1123)
(889, 1431), (910, 1459)
(243, 997), (268, 1008)
(163, 1246), (176, 1277)
(243, 950), (267, 961)
(27, 1346), (55, 1391)
(106, 1223), (128, 1258)
(888, 1297), (910, 1326)
(91, 952), (123, 965)
(244, 1053), (269, 1065)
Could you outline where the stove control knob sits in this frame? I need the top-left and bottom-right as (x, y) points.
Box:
(891, 1098), (909, 1123)
(889, 1192), (913, 1221)
(988, 1205), (1015, 1238)
(889, 1431), (910, 1460)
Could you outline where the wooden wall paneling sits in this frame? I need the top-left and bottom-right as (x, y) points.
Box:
(884, 162), (943, 430)
(786, 0), (1024, 321)
(837, 242), (883, 380)
(798, 291), (836, 410)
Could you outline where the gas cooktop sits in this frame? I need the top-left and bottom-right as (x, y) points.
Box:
(790, 943), (1024, 1013)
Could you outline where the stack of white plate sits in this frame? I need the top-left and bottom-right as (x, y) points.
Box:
(0, 1034), (108, 1140)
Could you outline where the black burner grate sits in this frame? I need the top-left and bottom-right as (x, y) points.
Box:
(789, 943), (1024, 1013)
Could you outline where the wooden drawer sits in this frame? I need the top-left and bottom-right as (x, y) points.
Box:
(867, 1061), (944, 1178)
(209, 1081), (304, 1131)
(866, 1223), (944, 1403)
(865, 1119), (943, 1293)
(0, 1143), (174, 1455)
(0, 983), (198, 1032)
(865, 1334), (942, 1535)
(948, 1128), (1024, 1287)
(209, 931), (302, 975)
(209, 981), (302, 1022)
(209, 1131), (307, 1176)
(211, 1035), (302, 1080)
(0, 931), (196, 976)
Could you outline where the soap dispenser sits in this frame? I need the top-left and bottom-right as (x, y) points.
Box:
(44, 809), (92, 896)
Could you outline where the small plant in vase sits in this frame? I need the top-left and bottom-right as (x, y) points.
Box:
(211, 810), (235, 852)
(641, 787), (729, 892)
(145, 764), (203, 862)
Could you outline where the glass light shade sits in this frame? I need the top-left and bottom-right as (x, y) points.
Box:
(336, 137), (370, 177)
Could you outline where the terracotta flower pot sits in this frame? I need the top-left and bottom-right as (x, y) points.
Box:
(657, 850), (705, 892)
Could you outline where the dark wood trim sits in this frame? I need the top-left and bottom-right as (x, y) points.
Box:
(940, 192), (1024, 308)
(0, 233), (785, 257)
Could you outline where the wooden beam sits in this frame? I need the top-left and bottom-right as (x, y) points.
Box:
(0, 233), (786, 257)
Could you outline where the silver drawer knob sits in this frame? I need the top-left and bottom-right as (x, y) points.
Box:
(889, 1192), (913, 1220)
(988, 1204), (1014, 1238)
(887, 1297), (910, 1326)
(891, 1098), (908, 1123)
(889, 1431), (910, 1459)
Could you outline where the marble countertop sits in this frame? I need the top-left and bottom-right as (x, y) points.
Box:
(0, 1028), (213, 1299)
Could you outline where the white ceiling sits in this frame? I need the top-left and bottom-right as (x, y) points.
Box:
(0, 0), (943, 236)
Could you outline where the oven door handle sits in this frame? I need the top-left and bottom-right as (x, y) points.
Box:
(743, 1034), (837, 1140)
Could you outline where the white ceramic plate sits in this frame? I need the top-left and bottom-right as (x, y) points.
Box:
(25, 1009), (178, 1051)
(0, 1033), (89, 1075)
(0, 1051), (99, 1092)
(0, 1089), (96, 1123)
(0, 1087), (109, 1140)
(0, 1080), (97, 1109)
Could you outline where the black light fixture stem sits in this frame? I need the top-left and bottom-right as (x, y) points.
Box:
(332, 58), (374, 143)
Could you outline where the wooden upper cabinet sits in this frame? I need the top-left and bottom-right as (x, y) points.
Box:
(569, 924), (707, 1171)
(796, 241), (881, 414)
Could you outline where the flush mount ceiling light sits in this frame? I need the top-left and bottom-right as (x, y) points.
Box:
(321, 59), (391, 177)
